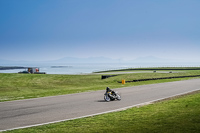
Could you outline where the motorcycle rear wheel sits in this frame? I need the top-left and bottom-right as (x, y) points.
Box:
(116, 94), (121, 101)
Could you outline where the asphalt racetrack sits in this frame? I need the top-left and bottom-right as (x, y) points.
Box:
(1, 79), (200, 131)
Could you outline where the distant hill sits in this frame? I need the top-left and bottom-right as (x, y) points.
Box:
(131, 56), (172, 63)
(51, 56), (182, 63)
(1, 56), (199, 65)
(51, 57), (121, 63)
(0, 57), (121, 65)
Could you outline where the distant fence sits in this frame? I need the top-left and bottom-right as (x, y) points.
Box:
(101, 75), (118, 79)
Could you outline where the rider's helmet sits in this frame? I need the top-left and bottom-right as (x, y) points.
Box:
(106, 87), (111, 92)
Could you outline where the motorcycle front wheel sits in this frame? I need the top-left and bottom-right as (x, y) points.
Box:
(104, 95), (110, 102)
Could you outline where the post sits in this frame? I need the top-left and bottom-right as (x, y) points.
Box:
(122, 79), (125, 84)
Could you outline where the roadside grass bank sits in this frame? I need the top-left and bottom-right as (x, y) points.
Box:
(4, 91), (200, 133)
(1, 69), (200, 102)
(94, 67), (200, 73)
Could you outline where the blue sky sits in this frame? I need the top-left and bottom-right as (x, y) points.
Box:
(0, 0), (200, 62)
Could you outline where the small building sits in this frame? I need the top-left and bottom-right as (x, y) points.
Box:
(19, 67), (46, 74)
(28, 67), (39, 74)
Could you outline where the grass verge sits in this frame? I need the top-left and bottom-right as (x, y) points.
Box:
(4, 91), (200, 133)
(94, 67), (200, 73)
(1, 69), (200, 102)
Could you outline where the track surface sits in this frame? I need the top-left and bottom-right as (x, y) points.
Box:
(1, 79), (200, 131)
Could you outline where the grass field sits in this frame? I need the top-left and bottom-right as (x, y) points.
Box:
(4, 91), (200, 133)
(94, 67), (200, 73)
(1, 68), (200, 102)
(1, 67), (200, 132)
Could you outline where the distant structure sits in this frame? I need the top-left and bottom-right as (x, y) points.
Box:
(18, 67), (46, 74)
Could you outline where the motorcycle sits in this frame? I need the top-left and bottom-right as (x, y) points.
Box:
(104, 87), (121, 102)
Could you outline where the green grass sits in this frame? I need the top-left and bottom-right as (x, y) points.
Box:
(1, 68), (200, 132)
(1, 69), (200, 102)
(4, 91), (200, 133)
(0, 74), (108, 101)
(95, 67), (200, 73)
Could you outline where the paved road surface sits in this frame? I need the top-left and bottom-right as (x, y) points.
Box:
(1, 79), (200, 131)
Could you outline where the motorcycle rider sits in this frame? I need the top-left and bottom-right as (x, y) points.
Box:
(106, 87), (115, 98)
(104, 87), (121, 101)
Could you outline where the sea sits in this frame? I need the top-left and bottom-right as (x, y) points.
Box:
(1, 62), (200, 74)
